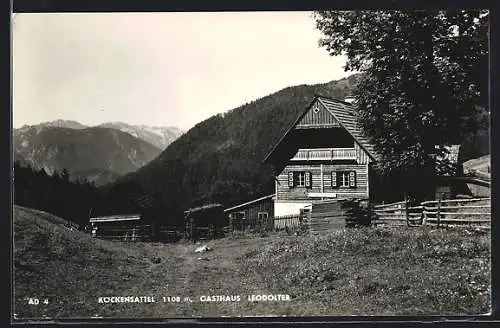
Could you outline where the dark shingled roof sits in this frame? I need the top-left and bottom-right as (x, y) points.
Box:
(184, 203), (223, 215)
(317, 96), (380, 161)
(263, 95), (380, 164)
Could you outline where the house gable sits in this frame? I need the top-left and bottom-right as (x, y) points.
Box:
(296, 100), (341, 129)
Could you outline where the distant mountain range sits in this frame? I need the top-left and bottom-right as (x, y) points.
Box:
(13, 121), (184, 186)
(33, 119), (88, 130)
(97, 122), (183, 150)
(16, 120), (184, 150)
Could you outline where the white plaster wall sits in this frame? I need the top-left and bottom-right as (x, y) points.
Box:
(274, 201), (312, 217)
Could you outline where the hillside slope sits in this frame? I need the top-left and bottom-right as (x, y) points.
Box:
(102, 74), (363, 222)
(13, 126), (162, 186)
(13, 205), (164, 319)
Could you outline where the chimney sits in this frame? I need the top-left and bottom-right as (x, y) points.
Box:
(344, 96), (356, 104)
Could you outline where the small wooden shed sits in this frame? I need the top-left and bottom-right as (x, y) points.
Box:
(224, 194), (275, 231)
(89, 214), (150, 241)
(184, 204), (228, 241)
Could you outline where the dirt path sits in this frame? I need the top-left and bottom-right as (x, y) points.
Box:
(126, 237), (279, 317)
(157, 238), (268, 293)
(175, 243), (199, 295)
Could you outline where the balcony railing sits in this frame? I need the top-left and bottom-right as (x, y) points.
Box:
(290, 148), (356, 161)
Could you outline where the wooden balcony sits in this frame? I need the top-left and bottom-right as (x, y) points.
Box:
(290, 148), (356, 161)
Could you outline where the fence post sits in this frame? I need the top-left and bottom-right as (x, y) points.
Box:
(422, 205), (427, 226)
(436, 198), (442, 228)
(405, 195), (410, 227)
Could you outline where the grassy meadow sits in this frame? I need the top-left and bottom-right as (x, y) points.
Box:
(13, 205), (490, 320)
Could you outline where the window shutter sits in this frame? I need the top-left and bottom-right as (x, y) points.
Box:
(305, 171), (312, 188)
(288, 171), (294, 187)
(349, 171), (356, 188)
(331, 171), (337, 188)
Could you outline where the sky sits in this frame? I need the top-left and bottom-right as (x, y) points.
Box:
(12, 12), (352, 130)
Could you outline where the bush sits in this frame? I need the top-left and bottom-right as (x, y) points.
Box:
(282, 219), (310, 236)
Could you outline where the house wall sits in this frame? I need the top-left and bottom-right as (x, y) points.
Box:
(276, 163), (369, 201)
(274, 201), (312, 217)
(92, 220), (150, 241)
(227, 198), (274, 222)
(91, 219), (143, 228)
(354, 143), (371, 164)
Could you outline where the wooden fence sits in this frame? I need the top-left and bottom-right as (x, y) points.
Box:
(373, 197), (491, 228)
(373, 201), (423, 227)
(273, 214), (303, 230)
(156, 226), (182, 242)
(422, 198), (491, 228)
(229, 217), (273, 232)
(95, 225), (183, 242)
(95, 225), (152, 242)
(228, 214), (304, 233)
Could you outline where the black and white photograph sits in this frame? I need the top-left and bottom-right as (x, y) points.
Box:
(11, 10), (490, 320)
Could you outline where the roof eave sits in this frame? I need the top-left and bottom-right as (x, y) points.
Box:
(261, 96), (321, 165)
(224, 194), (275, 212)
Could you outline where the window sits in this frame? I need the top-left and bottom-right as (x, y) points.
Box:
(331, 171), (356, 188)
(300, 207), (311, 215)
(258, 212), (268, 219)
(340, 172), (350, 187)
(288, 171), (312, 188)
(296, 172), (306, 186)
(233, 212), (245, 220)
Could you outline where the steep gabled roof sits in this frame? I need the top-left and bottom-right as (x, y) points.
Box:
(224, 194), (275, 212)
(263, 95), (380, 164)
